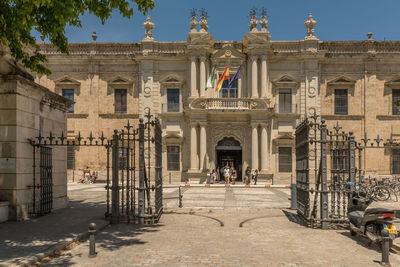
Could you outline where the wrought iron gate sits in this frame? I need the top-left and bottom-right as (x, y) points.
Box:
(28, 111), (163, 224)
(295, 113), (400, 229)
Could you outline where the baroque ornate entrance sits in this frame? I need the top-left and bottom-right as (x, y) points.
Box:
(216, 137), (242, 181)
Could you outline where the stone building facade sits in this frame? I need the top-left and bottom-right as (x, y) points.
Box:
(35, 14), (400, 184)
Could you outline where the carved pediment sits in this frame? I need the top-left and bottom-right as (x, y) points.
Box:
(243, 32), (271, 47)
(212, 46), (245, 59)
(272, 75), (299, 85)
(187, 32), (214, 46)
(108, 76), (133, 85)
(385, 77), (400, 88)
(55, 76), (80, 86)
(160, 73), (184, 86)
(273, 133), (294, 141)
(327, 76), (356, 85)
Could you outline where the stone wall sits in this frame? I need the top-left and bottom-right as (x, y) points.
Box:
(0, 74), (71, 220)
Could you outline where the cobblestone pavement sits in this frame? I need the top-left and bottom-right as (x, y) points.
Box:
(43, 187), (400, 266)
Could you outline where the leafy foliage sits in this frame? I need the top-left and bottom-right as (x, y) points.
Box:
(0, 0), (154, 74)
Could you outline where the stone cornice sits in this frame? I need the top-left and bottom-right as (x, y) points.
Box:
(67, 113), (89, 119)
(99, 114), (139, 119)
(322, 115), (364, 120)
(376, 115), (400, 120)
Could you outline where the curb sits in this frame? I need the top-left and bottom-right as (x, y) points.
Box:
(19, 220), (110, 267)
(181, 184), (291, 188)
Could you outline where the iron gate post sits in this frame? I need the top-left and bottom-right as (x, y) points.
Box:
(138, 119), (145, 224)
(111, 130), (120, 224)
(320, 120), (329, 229)
(348, 132), (356, 192)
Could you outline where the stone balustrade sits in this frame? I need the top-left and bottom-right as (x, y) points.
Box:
(202, 98), (257, 110)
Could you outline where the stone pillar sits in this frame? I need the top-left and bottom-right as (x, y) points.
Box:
(199, 123), (207, 171)
(260, 124), (268, 171)
(190, 56), (197, 97)
(251, 56), (258, 98)
(199, 56), (206, 97)
(247, 59), (251, 97)
(190, 123), (199, 170)
(261, 55), (267, 98)
(251, 123), (259, 170)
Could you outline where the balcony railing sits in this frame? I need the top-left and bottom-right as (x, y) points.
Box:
(274, 104), (298, 114)
(203, 98), (255, 110)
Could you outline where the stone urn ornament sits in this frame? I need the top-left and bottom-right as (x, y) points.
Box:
(143, 15), (154, 40)
(189, 9), (198, 32)
(259, 8), (268, 32)
(304, 13), (317, 40)
(199, 8), (208, 33)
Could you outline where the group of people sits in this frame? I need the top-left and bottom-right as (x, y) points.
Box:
(78, 166), (97, 184)
(206, 165), (259, 185)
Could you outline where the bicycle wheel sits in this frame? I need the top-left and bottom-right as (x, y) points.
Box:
(371, 186), (390, 201)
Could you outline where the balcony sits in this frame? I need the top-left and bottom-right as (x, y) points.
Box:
(274, 104), (298, 114)
(189, 98), (271, 111)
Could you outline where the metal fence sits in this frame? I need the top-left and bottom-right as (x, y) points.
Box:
(295, 113), (400, 229)
(28, 111), (163, 224)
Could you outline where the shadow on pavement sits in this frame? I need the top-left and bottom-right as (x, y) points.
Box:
(0, 199), (106, 266)
(44, 223), (163, 266)
(282, 209), (308, 227)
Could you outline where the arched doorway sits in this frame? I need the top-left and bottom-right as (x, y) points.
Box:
(216, 137), (242, 181)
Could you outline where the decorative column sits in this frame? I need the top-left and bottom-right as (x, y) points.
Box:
(251, 56), (258, 98)
(199, 56), (206, 97)
(190, 123), (199, 170)
(199, 123), (207, 171)
(247, 59), (251, 97)
(251, 123), (259, 170)
(190, 56), (197, 97)
(260, 123), (268, 171)
(261, 55), (267, 98)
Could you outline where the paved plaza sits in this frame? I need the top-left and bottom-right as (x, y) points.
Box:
(23, 184), (400, 266)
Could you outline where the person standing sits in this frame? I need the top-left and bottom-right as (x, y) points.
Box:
(206, 169), (211, 184)
(253, 169), (259, 185)
(212, 169), (217, 184)
(83, 166), (91, 184)
(231, 167), (237, 185)
(245, 166), (251, 185)
(223, 165), (230, 184)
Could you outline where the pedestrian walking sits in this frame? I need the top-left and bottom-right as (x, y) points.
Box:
(231, 167), (237, 185)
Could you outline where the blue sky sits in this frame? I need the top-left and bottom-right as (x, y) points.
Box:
(35, 0), (400, 43)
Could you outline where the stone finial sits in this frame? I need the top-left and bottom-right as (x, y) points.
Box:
(259, 10), (268, 33)
(249, 15), (258, 32)
(92, 31), (97, 42)
(143, 15), (155, 40)
(40, 34), (45, 43)
(367, 32), (373, 40)
(190, 16), (198, 33)
(304, 13), (317, 40)
(199, 8), (208, 33)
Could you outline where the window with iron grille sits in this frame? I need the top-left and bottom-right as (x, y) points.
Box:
(167, 89), (180, 112)
(334, 89), (348, 114)
(279, 147), (292, 172)
(219, 76), (238, 98)
(67, 146), (75, 170)
(392, 89), (400, 115)
(167, 146), (180, 171)
(62, 89), (74, 113)
(393, 149), (400, 174)
(115, 89), (127, 113)
(279, 89), (292, 113)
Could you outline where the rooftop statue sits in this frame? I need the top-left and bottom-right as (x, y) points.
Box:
(143, 15), (155, 40)
(304, 13), (317, 40)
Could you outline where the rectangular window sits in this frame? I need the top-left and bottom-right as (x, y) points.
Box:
(67, 146), (75, 170)
(115, 89), (127, 113)
(62, 89), (74, 113)
(167, 146), (180, 171)
(279, 147), (292, 172)
(219, 75), (238, 98)
(335, 89), (348, 115)
(119, 147), (127, 169)
(167, 89), (180, 112)
(279, 89), (292, 113)
(393, 149), (400, 174)
(392, 89), (400, 115)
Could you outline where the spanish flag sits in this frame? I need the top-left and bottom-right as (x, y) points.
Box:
(215, 65), (230, 92)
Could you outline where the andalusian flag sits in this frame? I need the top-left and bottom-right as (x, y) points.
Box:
(206, 66), (217, 90)
(215, 65), (230, 91)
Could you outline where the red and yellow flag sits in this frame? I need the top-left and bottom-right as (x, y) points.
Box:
(215, 65), (230, 91)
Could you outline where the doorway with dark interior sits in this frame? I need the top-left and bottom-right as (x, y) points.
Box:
(216, 137), (242, 181)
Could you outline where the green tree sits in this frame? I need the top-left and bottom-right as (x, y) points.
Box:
(0, 0), (154, 74)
